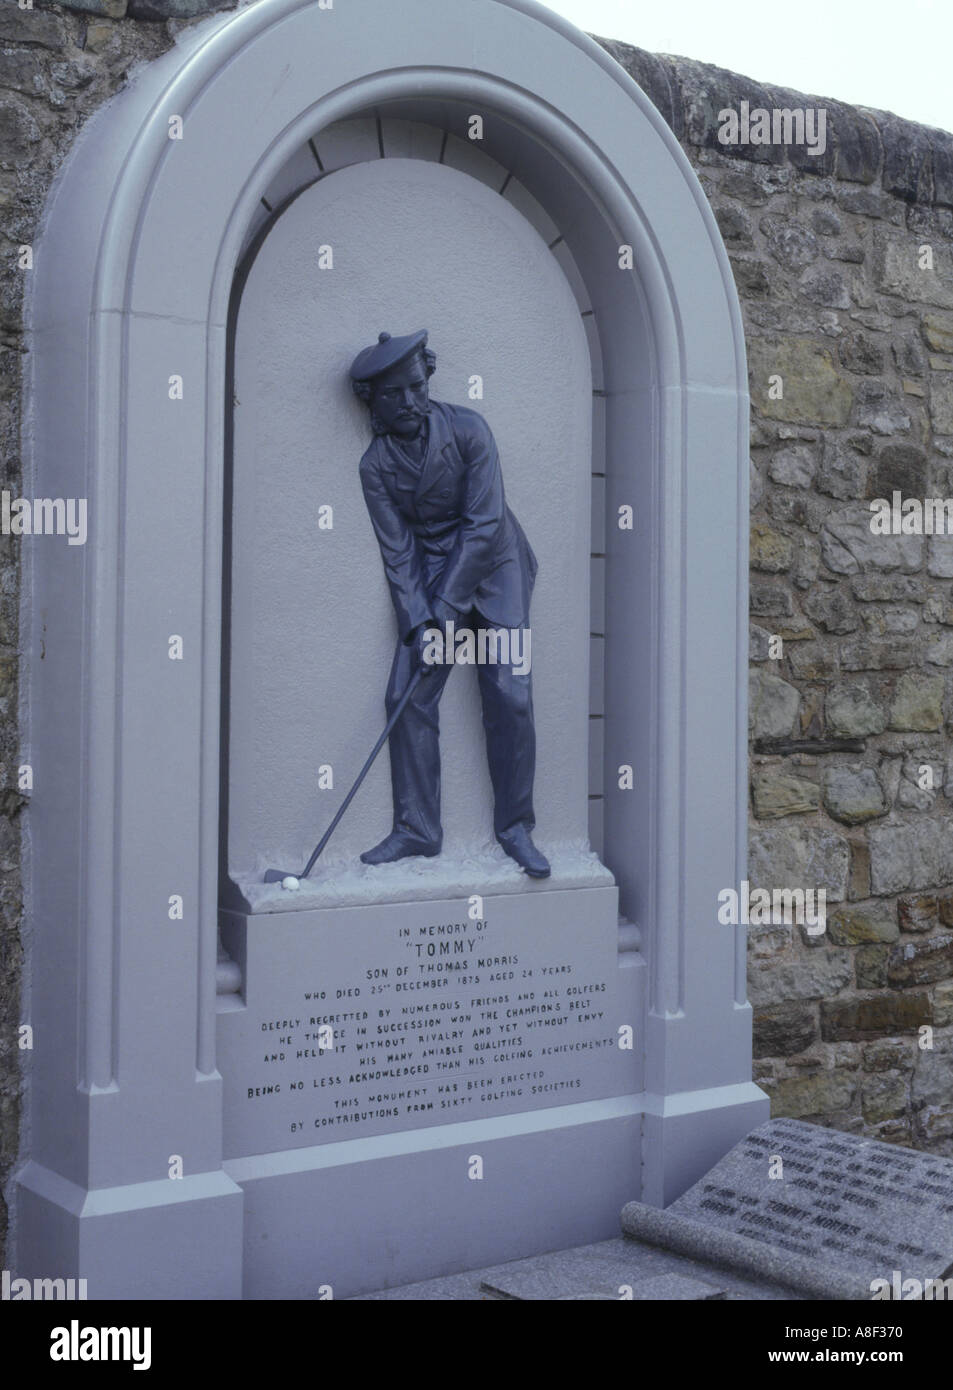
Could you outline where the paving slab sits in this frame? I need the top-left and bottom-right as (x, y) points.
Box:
(354, 1237), (797, 1300)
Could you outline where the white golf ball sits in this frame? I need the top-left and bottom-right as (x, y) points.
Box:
(281, 876), (300, 891)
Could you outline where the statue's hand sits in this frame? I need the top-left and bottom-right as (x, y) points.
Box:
(412, 621), (442, 677)
(430, 596), (462, 629)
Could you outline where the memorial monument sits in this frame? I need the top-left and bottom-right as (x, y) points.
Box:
(15, 0), (764, 1299)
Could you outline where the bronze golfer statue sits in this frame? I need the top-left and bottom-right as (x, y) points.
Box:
(351, 329), (550, 879)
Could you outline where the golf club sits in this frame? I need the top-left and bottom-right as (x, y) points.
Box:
(263, 663), (428, 883)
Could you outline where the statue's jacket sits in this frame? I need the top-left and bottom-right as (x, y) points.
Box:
(359, 399), (537, 643)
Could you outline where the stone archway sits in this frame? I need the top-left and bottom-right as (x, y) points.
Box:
(18, 0), (763, 1297)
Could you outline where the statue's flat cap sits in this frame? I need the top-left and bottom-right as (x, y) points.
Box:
(350, 329), (428, 383)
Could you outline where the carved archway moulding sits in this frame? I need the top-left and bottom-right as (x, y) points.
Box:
(19, 0), (763, 1297)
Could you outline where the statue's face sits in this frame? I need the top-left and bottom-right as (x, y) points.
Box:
(370, 353), (430, 438)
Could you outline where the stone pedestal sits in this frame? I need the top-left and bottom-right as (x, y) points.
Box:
(218, 884), (643, 1296)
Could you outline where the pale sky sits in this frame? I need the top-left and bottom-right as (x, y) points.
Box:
(538, 0), (952, 136)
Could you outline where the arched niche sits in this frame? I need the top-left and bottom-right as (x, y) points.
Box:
(225, 151), (596, 887)
(18, 0), (765, 1298)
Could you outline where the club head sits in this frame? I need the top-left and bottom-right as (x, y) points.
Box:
(263, 868), (296, 884)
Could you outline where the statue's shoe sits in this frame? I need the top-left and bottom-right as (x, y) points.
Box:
(498, 825), (551, 878)
(360, 831), (441, 865)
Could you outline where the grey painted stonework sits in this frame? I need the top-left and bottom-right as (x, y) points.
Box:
(219, 888), (631, 1155)
(220, 887), (647, 1297)
(14, 0), (761, 1297)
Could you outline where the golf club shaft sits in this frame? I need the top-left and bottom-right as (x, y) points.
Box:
(299, 664), (427, 879)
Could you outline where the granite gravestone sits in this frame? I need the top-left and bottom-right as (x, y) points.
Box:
(622, 1118), (953, 1300)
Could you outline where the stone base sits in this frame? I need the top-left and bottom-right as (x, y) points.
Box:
(641, 1081), (771, 1208)
(218, 884), (645, 1294)
(14, 1162), (244, 1301)
(227, 1099), (642, 1299)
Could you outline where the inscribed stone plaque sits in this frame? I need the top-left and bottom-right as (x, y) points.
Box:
(219, 885), (636, 1158)
(623, 1118), (953, 1300)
